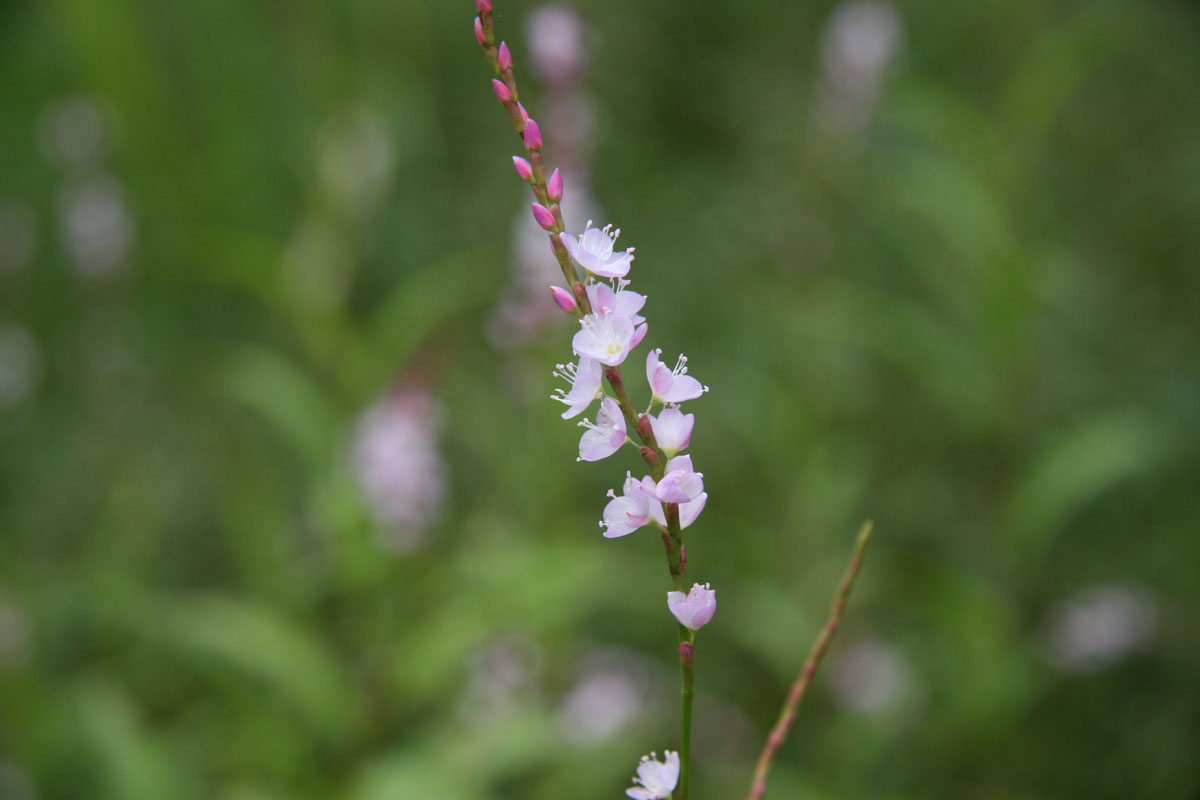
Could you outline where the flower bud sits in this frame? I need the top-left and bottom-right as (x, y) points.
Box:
(474, 17), (486, 46)
(547, 168), (563, 202)
(668, 583), (716, 631)
(512, 156), (533, 182)
(492, 79), (512, 104)
(531, 202), (556, 231)
(498, 42), (513, 72)
(516, 103), (530, 126)
(522, 118), (542, 150)
(549, 285), (578, 313)
(475, 0), (492, 13)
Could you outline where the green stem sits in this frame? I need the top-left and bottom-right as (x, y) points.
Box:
(745, 521), (873, 800)
(679, 637), (695, 800)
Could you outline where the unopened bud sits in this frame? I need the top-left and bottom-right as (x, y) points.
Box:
(474, 17), (486, 46)
(492, 79), (512, 104)
(512, 156), (533, 182)
(517, 103), (530, 126)
(531, 202), (556, 231)
(476, 0), (492, 13)
(498, 42), (513, 72)
(522, 118), (542, 150)
(549, 285), (578, 313)
(547, 168), (563, 202)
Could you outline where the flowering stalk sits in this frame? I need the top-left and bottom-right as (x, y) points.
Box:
(475, 5), (713, 797)
(745, 521), (874, 800)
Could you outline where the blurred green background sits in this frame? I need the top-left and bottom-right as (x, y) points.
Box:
(2, 0), (1198, 798)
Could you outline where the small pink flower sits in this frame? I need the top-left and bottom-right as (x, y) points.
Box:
(649, 407), (694, 456)
(559, 221), (635, 279)
(549, 285), (577, 313)
(523, 118), (543, 150)
(512, 156), (533, 182)
(497, 41), (513, 71)
(646, 349), (707, 405)
(649, 490), (707, 530)
(625, 751), (680, 800)
(547, 168), (564, 202)
(531, 202), (556, 230)
(586, 281), (646, 324)
(572, 312), (645, 367)
(654, 454), (704, 504)
(551, 357), (603, 419)
(492, 79), (512, 103)
(667, 583), (716, 631)
(578, 397), (627, 462)
(601, 472), (656, 538)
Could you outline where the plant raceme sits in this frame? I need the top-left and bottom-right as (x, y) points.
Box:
(473, 5), (872, 798)
(474, 3), (711, 793)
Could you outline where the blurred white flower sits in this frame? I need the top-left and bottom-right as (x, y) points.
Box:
(59, 174), (135, 277)
(352, 387), (447, 551)
(1042, 584), (1158, 673)
(37, 95), (112, 169)
(0, 325), (40, 411)
(558, 648), (649, 743)
(830, 637), (913, 715)
(527, 4), (588, 86)
(462, 634), (543, 720)
(814, 1), (903, 135)
(0, 202), (38, 274)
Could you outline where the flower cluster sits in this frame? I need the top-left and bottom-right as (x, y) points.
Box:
(474, 3), (717, 794)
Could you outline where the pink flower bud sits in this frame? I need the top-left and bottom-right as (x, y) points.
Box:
(549, 285), (578, 313)
(547, 168), (563, 202)
(492, 79), (512, 104)
(523, 118), (542, 150)
(474, 17), (485, 46)
(531, 202), (556, 231)
(475, 0), (492, 13)
(498, 42), (513, 72)
(512, 156), (533, 182)
(516, 103), (530, 126)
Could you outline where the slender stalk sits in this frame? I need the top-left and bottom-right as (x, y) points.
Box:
(679, 639), (695, 800)
(745, 521), (874, 800)
(474, 9), (696, 796)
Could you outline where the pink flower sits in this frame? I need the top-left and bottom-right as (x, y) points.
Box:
(559, 221), (635, 278)
(578, 397), (627, 461)
(649, 490), (707, 530)
(586, 281), (646, 324)
(572, 312), (647, 366)
(551, 357), (603, 419)
(601, 472), (657, 538)
(646, 349), (706, 405)
(654, 454), (704, 504)
(667, 583), (716, 631)
(625, 751), (680, 800)
(649, 407), (693, 456)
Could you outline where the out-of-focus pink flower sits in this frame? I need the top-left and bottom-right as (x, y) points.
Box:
(668, 583), (717, 631)
(578, 397), (626, 462)
(560, 221), (634, 279)
(352, 389), (446, 551)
